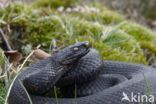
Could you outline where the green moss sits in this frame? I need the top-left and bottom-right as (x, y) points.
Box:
(76, 36), (146, 64)
(33, 0), (81, 8)
(10, 15), (103, 46)
(0, 84), (5, 104)
(0, 2), (33, 22)
(98, 44), (146, 64)
(118, 21), (156, 42)
(0, 2), (155, 65)
(98, 10), (124, 24)
(32, 2), (125, 25)
(8, 12), (147, 64)
(141, 41), (156, 55)
(103, 29), (140, 52)
(118, 22), (156, 61)
(66, 8), (124, 25)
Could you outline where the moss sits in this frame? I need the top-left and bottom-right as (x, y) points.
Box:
(10, 15), (103, 46)
(91, 3), (125, 24)
(67, 11), (124, 25)
(0, 84), (5, 104)
(33, 0), (81, 9)
(32, 2), (125, 25)
(1, 1), (154, 65)
(104, 30), (140, 52)
(0, 2), (33, 22)
(0, 2), (154, 65)
(76, 36), (146, 64)
(98, 10), (124, 24)
(118, 22), (156, 61)
(7, 11), (146, 64)
(118, 21), (156, 42)
(141, 41), (156, 55)
(66, 8), (124, 25)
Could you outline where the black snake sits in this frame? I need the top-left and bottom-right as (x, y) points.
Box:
(8, 42), (156, 104)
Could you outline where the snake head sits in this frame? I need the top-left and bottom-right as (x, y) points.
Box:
(55, 41), (90, 65)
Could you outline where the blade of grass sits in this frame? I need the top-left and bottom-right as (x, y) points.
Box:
(18, 80), (33, 104)
(4, 72), (20, 104)
(17, 45), (41, 72)
(4, 63), (13, 88)
(54, 86), (59, 104)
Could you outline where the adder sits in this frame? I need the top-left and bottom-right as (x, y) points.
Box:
(8, 42), (156, 104)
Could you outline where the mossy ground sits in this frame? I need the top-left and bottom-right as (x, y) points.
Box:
(0, 0), (156, 103)
(0, 84), (5, 104)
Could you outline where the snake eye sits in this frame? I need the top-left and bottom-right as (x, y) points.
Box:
(73, 47), (79, 51)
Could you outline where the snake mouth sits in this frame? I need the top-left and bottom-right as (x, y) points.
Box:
(62, 46), (90, 64)
(63, 48), (90, 64)
(75, 47), (90, 58)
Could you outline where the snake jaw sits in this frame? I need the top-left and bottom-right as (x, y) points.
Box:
(57, 42), (90, 65)
(61, 48), (90, 65)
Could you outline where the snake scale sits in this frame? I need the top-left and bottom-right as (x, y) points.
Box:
(8, 42), (156, 104)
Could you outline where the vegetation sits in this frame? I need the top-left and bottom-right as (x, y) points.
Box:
(0, 0), (156, 104)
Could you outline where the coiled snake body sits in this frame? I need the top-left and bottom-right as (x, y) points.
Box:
(8, 42), (156, 104)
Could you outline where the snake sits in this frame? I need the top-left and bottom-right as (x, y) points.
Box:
(8, 41), (156, 104)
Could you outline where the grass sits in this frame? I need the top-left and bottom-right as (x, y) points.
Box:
(54, 86), (59, 104)
(0, 84), (6, 104)
(19, 80), (33, 104)
(0, 0), (156, 104)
